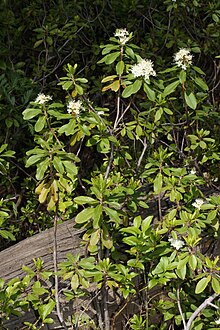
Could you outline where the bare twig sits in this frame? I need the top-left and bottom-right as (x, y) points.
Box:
(136, 137), (147, 172)
(176, 286), (186, 330)
(104, 142), (114, 181)
(103, 280), (110, 330)
(53, 212), (68, 330)
(113, 93), (121, 130)
(114, 101), (131, 129)
(185, 293), (219, 330)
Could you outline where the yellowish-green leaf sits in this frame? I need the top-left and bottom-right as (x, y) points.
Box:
(154, 173), (163, 194)
(211, 277), (220, 294)
(101, 75), (117, 83)
(75, 207), (94, 224)
(71, 274), (79, 291)
(195, 276), (211, 294)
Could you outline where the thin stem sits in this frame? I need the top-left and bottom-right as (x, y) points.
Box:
(114, 101), (131, 130)
(136, 137), (147, 172)
(104, 141), (114, 181)
(113, 92), (121, 130)
(53, 211), (68, 330)
(103, 280), (110, 330)
(185, 293), (219, 330)
(177, 286), (186, 330)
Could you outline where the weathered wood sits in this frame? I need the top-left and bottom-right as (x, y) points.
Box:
(0, 219), (84, 282)
(0, 220), (86, 329)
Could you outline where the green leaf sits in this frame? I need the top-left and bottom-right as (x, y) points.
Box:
(122, 79), (142, 98)
(176, 264), (186, 280)
(98, 51), (120, 65)
(59, 119), (76, 136)
(90, 229), (100, 246)
(26, 154), (46, 167)
(125, 46), (135, 59)
(116, 61), (125, 75)
(61, 80), (73, 90)
(163, 80), (179, 96)
(75, 83), (83, 95)
(74, 196), (98, 205)
(207, 210), (217, 223)
(63, 161), (78, 178)
(212, 13), (219, 23)
(101, 44), (119, 55)
(141, 216), (153, 232)
(38, 300), (56, 321)
(154, 173), (163, 194)
(101, 75), (117, 83)
(79, 257), (96, 269)
(22, 108), (42, 120)
(194, 77), (208, 91)
(102, 224), (113, 249)
(179, 70), (186, 83)
(75, 207), (94, 224)
(42, 318), (54, 324)
(34, 115), (46, 132)
(195, 276), (211, 294)
(143, 83), (155, 101)
(0, 144), (8, 153)
(36, 158), (49, 180)
(75, 78), (88, 84)
(154, 107), (163, 122)
(192, 66), (205, 75)
(189, 255), (197, 270)
(71, 273), (79, 291)
(184, 92), (197, 110)
(211, 277), (220, 294)
(53, 156), (64, 175)
(104, 206), (120, 224)
(0, 229), (16, 241)
(38, 185), (50, 203)
(93, 204), (102, 229)
(163, 107), (173, 115)
(97, 138), (110, 153)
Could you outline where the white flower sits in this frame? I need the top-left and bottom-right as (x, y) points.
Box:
(192, 198), (204, 210)
(190, 168), (196, 175)
(114, 28), (129, 45)
(97, 110), (105, 116)
(215, 318), (220, 325)
(168, 237), (185, 250)
(174, 48), (193, 70)
(67, 100), (84, 116)
(35, 93), (52, 104)
(131, 59), (156, 80)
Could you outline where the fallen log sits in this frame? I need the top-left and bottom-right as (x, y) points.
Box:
(0, 219), (86, 329)
(0, 219), (83, 281)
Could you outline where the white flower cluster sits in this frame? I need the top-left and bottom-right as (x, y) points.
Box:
(114, 28), (129, 45)
(67, 100), (84, 116)
(174, 48), (193, 70)
(131, 59), (156, 80)
(35, 93), (52, 105)
(192, 198), (204, 210)
(190, 168), (196, 175)
(168, 237), (185, 250)
(215, 318), (220, 325)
